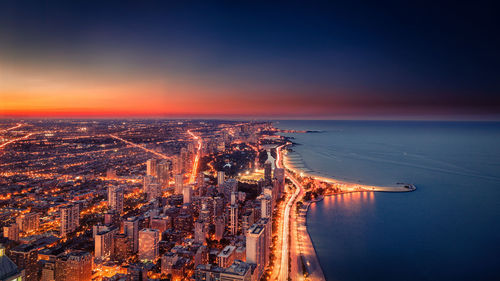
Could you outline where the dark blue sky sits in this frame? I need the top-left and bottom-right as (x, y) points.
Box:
(1, 0), (499, 118)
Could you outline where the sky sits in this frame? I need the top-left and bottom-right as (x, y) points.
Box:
(1, 0), (499, 119)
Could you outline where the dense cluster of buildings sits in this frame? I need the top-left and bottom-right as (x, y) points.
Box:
(1, 120), (286, 281)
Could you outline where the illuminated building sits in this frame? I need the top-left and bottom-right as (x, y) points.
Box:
(113, 233), (131, 262)
(174, 174), (184, 195)
(219, 260), (255, 281)
(16, 212), (40, 233)
(194, 220), (206, 244)
(138, 228), (159, 262)
(264, 161), (272, 184)
(3, 223), (19, 242)
(245, 219), (271, 279)
(214, 216), (225, 241)
(145, 182), (161, 201)
(229, 203), (238, 236)
(0, 244), (23, 281)
(9, 244), (38, 281)
(157, 160), (170, 188)
(241, 210), (254, 234)
(108, 186), (124, 214)
(273, 168), (285, 197)
(55, 251), (92, 281)
(94, 225), (118, 259)
(258, 194), (272, 219)
(124, 217), (139, 253)
(146, 159), (158, 177)
(183, 185), (192, 204)
(194, 245), (208, 267)
(104, 210), (120, 227)
(217, 245), (236, 268)
(150, 216), (171, 233)
(127, 263), (147, 281)
(60, 204), (79, 236)
(217, 171), (225, 188)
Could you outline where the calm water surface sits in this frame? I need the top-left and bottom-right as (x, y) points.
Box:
(276, 120), (500, 281)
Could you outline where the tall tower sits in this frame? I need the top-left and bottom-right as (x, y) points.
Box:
(108, 186), (124, 214)
(60, 204), (79, 236)
(174, 174), (184, 194)
(146, 159), (158, 177)
(138, 228), (159, 262)
(124, 217), (139, 253)
(217, 171), (225, 187)
(229, 203), (238, 236)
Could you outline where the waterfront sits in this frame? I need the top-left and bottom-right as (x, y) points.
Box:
(276, 120), (500, 281)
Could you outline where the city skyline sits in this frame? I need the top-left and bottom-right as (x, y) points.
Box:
(1, 1), (499, 119)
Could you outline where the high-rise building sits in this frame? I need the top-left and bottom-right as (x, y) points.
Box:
(273, 168), (285, 197)
(16, 212), (40, 233)
(183, 185), (192, 204)
(55, 251), (92, 281)
(217, 245), (236, 268)
(145, 182), (161, 201)
(196, 173), (205, 189)
(214, 216), (225, 241)
(241, 210), (254, 234)
(194, 220), (206, 244)
(157, 160), (170, 188)
(217, 171), (225, 188)
(194, 246), (208, 267)
(138, 228), (159, 262)
(229, 204), (238, 236)
(146, 159), (158, 177)
(124, 217), (139, 253)
(3, 223), (19, 242)
(94, 225), (118, 259)
(180, 147), (188, 173)
(9, 244), (38, 281)
(60, 203), (79, 236)
(246, 218), (271, 279)
(174, 174), (184, 195)
(108, 185), (124, 214)
(113, 233), (131, 262)
(259, 194), (272, 219)
(264, 161), (272, 184)
(104, 210), (120, 227)
(0, 245), (23, 281)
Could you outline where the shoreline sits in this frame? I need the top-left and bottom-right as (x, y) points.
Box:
(283, 148), (415, 280)
(284, 150), (416, 192)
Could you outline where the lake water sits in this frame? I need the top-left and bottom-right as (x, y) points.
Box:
(275, 120), (500, 281)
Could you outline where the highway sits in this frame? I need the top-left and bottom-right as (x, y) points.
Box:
(275, 145), (302, 281)
(0, 133), (34, 149)
(187, 130), (202, 184)
(109, 134), (170, 159)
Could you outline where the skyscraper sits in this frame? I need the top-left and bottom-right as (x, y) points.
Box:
(174, 174), (184, 195)
(60, 203), (79, 236)
(194, 220), (206, 244)
(108, 185), (124, 214)
(246, 223), (266, 278)
(183, 185), (192, 204)
(146, 159), (158, 177)
(264, 161), (272, 184)
(217, 171), (225, 187)
(259, 194), (272, 219)
(124, 217), (139, 253)
(215, 216), (225, 241)
(138, 228), (159, 262)
(229, 203), (238, 236)
(94, 225), (118, 259)
(157, 160), (170, 188)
